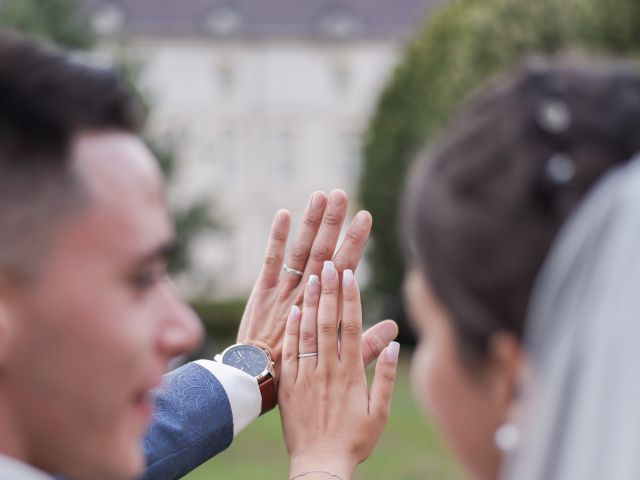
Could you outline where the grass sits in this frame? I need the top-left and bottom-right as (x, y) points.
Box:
(183, 354), (464, 480)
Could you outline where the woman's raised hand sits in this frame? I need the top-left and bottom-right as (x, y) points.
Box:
(278, 261), (399, 480)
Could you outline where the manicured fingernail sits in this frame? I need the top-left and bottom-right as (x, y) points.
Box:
(311, 192), (325, 210)
(323, 261), (336, 280)
(276, 209), (288, 224)
(330, 189), (345, 208)
(308, 274), (320, 288)
(355, 211), (370, 226)
(386, 341), (400, 362)
(291, 305), (300, 317)
(343, 269), (354, 288)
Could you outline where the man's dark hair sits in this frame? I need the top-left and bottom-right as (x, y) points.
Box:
(0, 30), (141, 279)
(405, 57), (640, 370)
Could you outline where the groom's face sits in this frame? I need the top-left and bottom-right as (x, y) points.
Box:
(2, 131), (203, 480)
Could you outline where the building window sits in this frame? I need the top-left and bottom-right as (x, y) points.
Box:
(343, 132), (363, 184)
(331, 54), (351, 93)
(317, 5), (360, 38)
(90, 2), (126, 36)
(218, 129), (238, 178)
(205, 4), (243, 37)
(216, 53), (235, 93)
(273, 130), (295, 182)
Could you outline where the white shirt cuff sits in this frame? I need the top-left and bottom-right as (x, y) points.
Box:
(194, 359), (261, 436)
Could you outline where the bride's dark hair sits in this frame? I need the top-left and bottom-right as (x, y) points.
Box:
(405, 57), (640, 368)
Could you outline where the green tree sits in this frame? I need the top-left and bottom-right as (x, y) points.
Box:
(114, 54), (218, 275)
(580, 0), (640, 55)
(0, 0), (215, 277)
(359, 0), (640, 324)
(0, 0), (93, 48)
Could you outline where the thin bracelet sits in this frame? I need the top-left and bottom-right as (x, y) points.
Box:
(290, 471), (344, 480)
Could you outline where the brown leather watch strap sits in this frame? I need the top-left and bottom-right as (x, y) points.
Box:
(258, 374), (277, 415)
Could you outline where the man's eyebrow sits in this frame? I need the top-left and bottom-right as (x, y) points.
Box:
(134, 240), (176, 266)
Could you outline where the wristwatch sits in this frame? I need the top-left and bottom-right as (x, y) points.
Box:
(214, 343), (277, 415)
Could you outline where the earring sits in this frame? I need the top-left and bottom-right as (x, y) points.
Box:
(545, 152), (576, 186)
(536, 98), (572, 134)
(494, 423), (520, 452)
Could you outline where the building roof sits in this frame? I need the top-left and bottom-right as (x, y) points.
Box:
(84, 0), (444, 39)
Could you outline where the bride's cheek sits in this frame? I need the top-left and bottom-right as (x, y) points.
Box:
(411, 341), (432, 416)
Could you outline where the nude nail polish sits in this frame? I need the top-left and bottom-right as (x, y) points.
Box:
(323, 261), (336, 280)
(343, 269), (354, 288)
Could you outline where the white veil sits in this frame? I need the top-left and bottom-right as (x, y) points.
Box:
(503, 154), (640, 480)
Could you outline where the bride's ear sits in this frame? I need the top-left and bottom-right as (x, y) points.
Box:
(486, 332), (525, 420)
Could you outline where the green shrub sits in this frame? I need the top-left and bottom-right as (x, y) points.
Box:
(191, 298), (247, 341)
(580, 0), (640, 55)
(359, 0), (640, 320)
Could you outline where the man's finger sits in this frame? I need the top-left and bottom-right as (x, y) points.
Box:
(332, 210), (372, 274)
(258, 210), (291, 289)
(281, 192), (327, 291)
(302, 189), (348, 281)
(361, 320), (398, 367)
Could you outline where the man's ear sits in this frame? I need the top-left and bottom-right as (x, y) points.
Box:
(487, 332), (525, 421)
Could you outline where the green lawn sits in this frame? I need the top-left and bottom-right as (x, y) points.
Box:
(184, 354), (464, 479)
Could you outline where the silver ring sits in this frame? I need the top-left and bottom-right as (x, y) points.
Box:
(283, 264), (304, 276)
(298, 352), (318, 358)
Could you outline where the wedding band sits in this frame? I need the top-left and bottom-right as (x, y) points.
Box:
(283, 264), (304, 276)
(298, 352), (318, 358)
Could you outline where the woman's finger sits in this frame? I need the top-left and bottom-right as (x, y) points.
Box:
(257, 209), (291, 289)
(298, 275), (321, 374)
(369, 342), (400, 423)
(281, 192), (327, 291)
(281, 305), (302, 384)
(317, 261), (340, 370)
(339, 269), (362, 367)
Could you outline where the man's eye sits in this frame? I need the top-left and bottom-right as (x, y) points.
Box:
(129, 269), (167, 291)
(130, 273), (157, 290)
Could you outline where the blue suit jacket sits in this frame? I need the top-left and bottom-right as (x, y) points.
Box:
(141, 362), (235, 480)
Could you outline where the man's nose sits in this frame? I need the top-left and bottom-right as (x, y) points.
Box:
(157, 282), (205, 359)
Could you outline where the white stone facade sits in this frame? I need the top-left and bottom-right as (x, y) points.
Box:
(103, 36), (404, 298)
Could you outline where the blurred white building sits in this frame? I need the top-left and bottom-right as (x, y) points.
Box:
(85, 0), (441, 298)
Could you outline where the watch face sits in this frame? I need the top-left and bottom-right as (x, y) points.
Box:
(222, 344), (268, 377)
